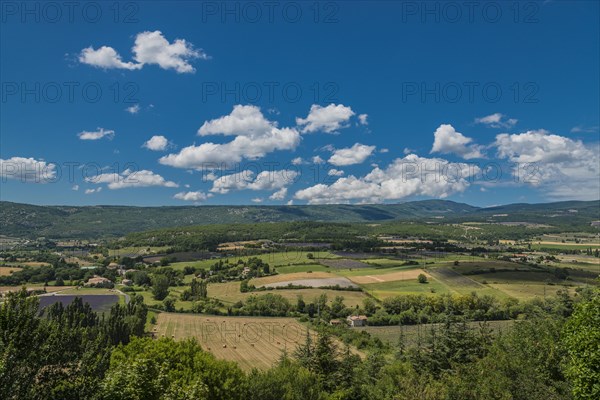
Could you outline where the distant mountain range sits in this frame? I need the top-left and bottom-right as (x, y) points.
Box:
(1, 200), (598, 239)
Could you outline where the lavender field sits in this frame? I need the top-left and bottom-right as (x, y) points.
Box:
(38, 295), (119, 314)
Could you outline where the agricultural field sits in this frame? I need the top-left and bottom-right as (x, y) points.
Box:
(361, 279), (451, 298)
(251, 272), (358, 289)
(345, 268), (431, 285)
(320, 259), (373, 269)
(428, 268), (487, 291)
(0, 266), (22, 276)
(262, 278), (358, 289)
(359, 258), (414, 267)
(0, 285), (74, 295)
(187, 251), (600, 305)
(208, 281), (368, 307)
(135, 287), (195, 311)
(530, 243), (600, 250)
(250, 271), (335, 286)
(274, 264), (332, 274)
(526, 234), (600, 250)
(358, 320), (515, 347)
(487, 283), (577, 300)
(555, 256), (600, 273)
(0, 261), (51, 268)
(107, 246), (170, 258)
(57, 287), (123, 296)
(153, 313), (313, 370)
(335, 264), (421, 277)
(37, 294), (119, 314)
(250, 250), (339, 266)
(169, 250), (337, 272)
(448, 260), (530, 274)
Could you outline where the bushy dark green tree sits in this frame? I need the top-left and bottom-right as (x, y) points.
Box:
(100, 337), (246, 400)
(562, 288), (599, 399)
(151, 274), (170, 300)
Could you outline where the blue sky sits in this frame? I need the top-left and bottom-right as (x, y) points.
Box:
(1, 1), (599, 206)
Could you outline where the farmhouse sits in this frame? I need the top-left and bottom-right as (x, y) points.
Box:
(85, 275), (112, 287)
(329, 319), (343, 326)
(346, 315), (368, 327)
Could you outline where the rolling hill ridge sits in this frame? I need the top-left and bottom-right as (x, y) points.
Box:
(0, 199), (598, 238)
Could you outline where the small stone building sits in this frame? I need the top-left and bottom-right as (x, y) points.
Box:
(346, 315), (368, 327)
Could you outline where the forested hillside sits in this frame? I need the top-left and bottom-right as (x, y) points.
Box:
(1, 200), (597, 238)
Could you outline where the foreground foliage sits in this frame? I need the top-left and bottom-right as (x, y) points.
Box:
(0, 287), (598, 399)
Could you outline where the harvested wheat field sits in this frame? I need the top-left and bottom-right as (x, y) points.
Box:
(263, 277), (358, 288)
(251, 271), (333, 286)
(347, 268), (431, 284)
(154, 313), (313, 370)
(0, 266), (22, 276)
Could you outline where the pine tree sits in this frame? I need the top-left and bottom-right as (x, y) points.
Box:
(294, 328), (314, 369)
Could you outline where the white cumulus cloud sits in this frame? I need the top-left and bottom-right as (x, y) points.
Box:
(143, 135), (170, 151)
(493, 130), (600, 199)
(173, 191), (209, 201)
(328, 143), (376, 166)
(125, 104), (141, 114)
(79, 31), (207, 73)
(78, 128), (115, 141)
(0, 157), (57, 183)
(269, 187), (288, 200)
(210, 169), (298, 194)
(160, 105), (300, 168)
(431, 124), (484, 159)
(296, 104), (355, 133)
(475, 113), (518, 129)
(79, 46), (142, 70)
(85, 169), (178, 189)
(312, 155), (325, 164)
(328, 169), (344, 176)
(198, 104), (273, 137)
(295, 154), (480, 204)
